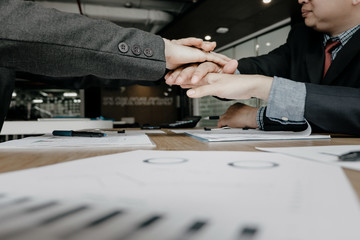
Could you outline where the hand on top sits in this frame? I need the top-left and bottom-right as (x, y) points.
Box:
(163, 37), (232, 70)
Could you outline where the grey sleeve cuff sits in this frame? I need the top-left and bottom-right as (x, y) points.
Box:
(266, 76), (306, 123)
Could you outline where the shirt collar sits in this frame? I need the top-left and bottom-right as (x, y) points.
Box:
(323, 24), (360, 46)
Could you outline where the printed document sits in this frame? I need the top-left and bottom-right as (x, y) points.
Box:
(0, 150), (359, 240)
(0, 130), (161, 149)
(257, 145), (360, 171)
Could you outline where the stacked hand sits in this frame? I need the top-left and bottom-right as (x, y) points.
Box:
(164, 41), (273, 129)
(165, 53), (272, 101)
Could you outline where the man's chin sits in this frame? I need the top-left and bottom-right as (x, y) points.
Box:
(304, 19), (317, 29)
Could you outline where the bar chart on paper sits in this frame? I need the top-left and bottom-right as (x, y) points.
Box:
(0, 193), (261, 240)
(0, 150), (359, 240)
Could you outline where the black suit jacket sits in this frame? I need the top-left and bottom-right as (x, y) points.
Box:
(238, 23), (360, 135)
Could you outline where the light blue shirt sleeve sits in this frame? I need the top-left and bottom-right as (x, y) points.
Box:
(256, 76), (307, 129)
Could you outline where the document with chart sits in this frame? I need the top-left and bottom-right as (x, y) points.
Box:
(0, 150), (359, 240)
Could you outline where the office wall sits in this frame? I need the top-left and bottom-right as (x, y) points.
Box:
(101, 83), (180, 126)
(194, 25), (291, 127)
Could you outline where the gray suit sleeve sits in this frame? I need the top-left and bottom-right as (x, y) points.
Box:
(0, 0), (166, 81)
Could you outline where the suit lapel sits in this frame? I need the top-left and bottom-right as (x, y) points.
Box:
(323, 29), (360, 84)
(305, 33), (324, 84)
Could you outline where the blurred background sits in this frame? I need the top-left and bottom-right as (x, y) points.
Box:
(8, 0), (303, 129)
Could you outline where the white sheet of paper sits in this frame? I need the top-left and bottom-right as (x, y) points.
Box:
(0, 150), (359, 240)
(172, 127), (330, 142)
(0, 130), (161, 149)
(257, 145), (360, 171)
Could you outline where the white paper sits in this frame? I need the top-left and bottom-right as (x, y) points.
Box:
(257, 145), (360, 171)
(0, 130), (162, 149)
(0, 150), (359, 240)
(173, 127), (330, 142)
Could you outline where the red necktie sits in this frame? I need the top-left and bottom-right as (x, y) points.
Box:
(323, 40), (341, 78)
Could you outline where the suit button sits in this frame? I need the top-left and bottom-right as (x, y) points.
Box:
(144, 48), (153, 57)
(132, 45), (142, 55)
(118, 42), (129, 53)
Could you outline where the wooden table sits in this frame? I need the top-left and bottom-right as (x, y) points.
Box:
(0, 129), (359, 199)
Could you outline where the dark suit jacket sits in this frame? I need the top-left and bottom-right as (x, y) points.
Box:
(0, 0), (166, 131)
(237, 23), (360, 135)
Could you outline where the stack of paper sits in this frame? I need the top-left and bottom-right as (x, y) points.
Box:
(174, 127), (330, 142)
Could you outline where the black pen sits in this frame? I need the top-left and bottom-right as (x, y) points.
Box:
(141, 125), (161, 130)
(52, 130), (106, 137)
(203, 126), (230, 131)
(338, 151), (360, 161)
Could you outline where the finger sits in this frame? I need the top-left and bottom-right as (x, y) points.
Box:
(217, 118), (228, 128)
(169, 68), (184, 85)
(186, 87), (208, 98)
(189, 59), (237, 84)
(165, 67), (184, 85)
(186, 84), (219, 98)
(200, 41), (216, 52)
(175, 65), (198, 85)
(165, 71), (173, 81)
(217, 114), (230, 127)
(191, 62), (220, 84)
(173, 38), (217, 52)
(186, 72), (228, 97)
(172, 37), (203, 48)
(222, 59), (239, 74)
(204, 52), (230, 66)
(210, 52), (232, 62)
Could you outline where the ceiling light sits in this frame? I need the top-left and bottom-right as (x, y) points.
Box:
(266, 42), (271, 47)
(204, 35), (212, 41)
(263, 0), (272, 4)
(216, 27), (229, 34)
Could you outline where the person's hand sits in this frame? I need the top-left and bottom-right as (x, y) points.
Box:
(217, 103), (258, 129)
(170, 37), (217, 52)
(165, 59), (238, 86)
(163, 38), (231, 70)
(185, 73), (274, 101)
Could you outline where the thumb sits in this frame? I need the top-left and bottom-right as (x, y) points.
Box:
(186, 85), (214, 98)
